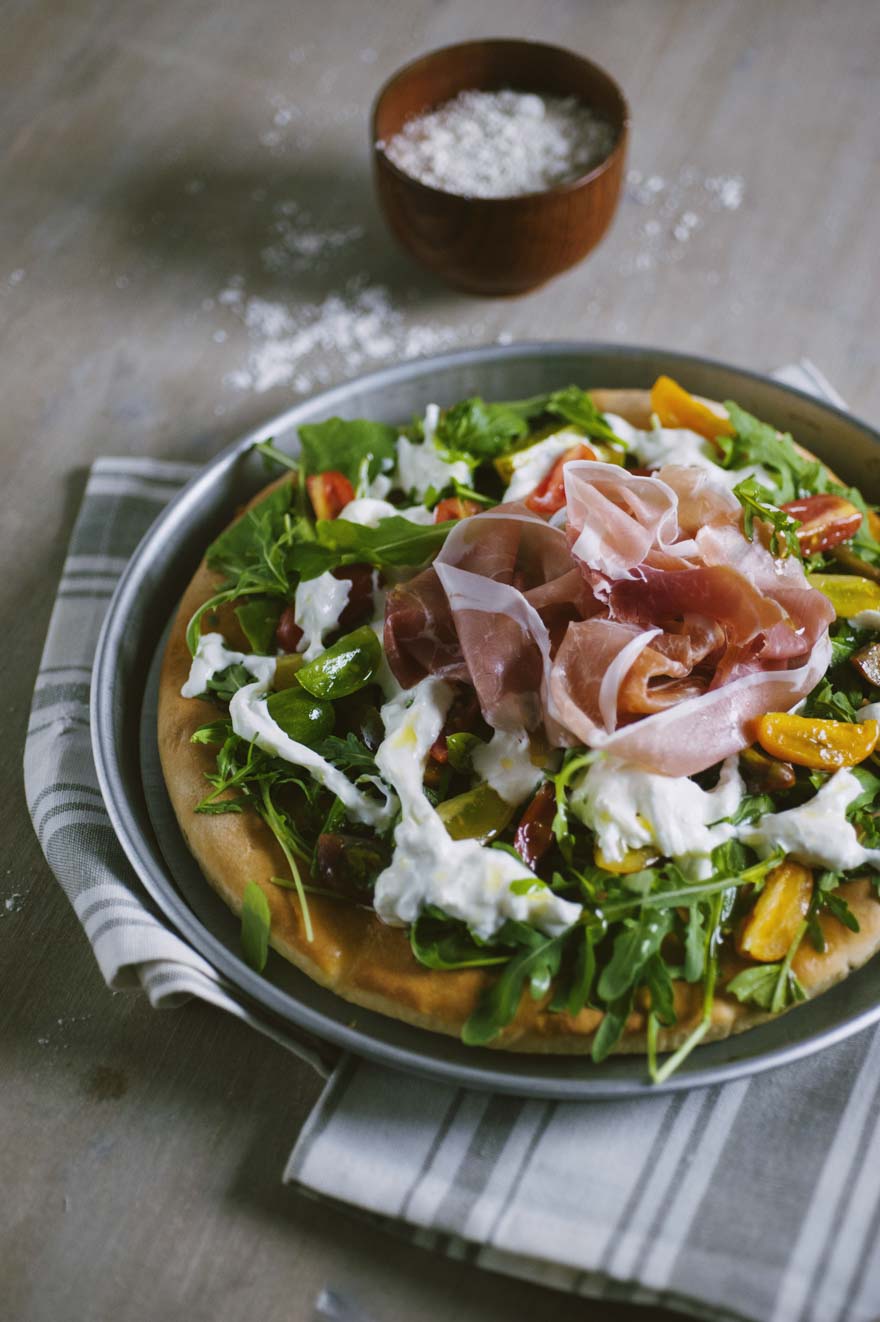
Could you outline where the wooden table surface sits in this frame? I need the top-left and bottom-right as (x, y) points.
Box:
(4, 1), (879, 1319)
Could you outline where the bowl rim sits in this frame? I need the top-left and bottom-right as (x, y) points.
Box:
(370, 35), (631, 206)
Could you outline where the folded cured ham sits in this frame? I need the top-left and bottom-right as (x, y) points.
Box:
(385, 461), (835, 775)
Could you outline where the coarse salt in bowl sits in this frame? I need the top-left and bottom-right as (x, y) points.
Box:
(372, 38), (630, 296)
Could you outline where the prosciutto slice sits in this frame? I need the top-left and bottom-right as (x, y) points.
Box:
(383, 462), (835, 776)
(384, 504), (590, 733)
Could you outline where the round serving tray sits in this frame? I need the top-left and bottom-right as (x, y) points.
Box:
(92, 342), (880, 1099)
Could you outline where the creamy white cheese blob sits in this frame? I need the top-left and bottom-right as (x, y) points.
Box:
(229, 680), (395, 829)
(570, 754), (744, 879)
(293, 570), (351, 661)
(181, 632), (276, 699)
(849, 610), (880, 630)
(472, 728), (546, 805)
(355, 468), (393, 500)
(372, 678), (581, 939)
(602, 412), (772, 492)
(502, 428), (585, 502)
(858, 703), (880, 723)
(740, 769), (880, 872)
(338, 497), (434, 527)
(396, 432), (470, 499)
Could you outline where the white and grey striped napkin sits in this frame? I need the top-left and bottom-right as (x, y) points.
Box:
(23, 457), (331, 1075)
(24, 363), (880, 1322)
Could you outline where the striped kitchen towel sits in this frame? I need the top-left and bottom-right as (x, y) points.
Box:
(24, 361), (880, 1322)
(23, 456), (331, 1075)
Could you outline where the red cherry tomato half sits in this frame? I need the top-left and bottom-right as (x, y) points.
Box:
(524, 443), (597, 517)
(433, 496), (482, 523)
(780, 493), (862, 555)
(275, 605), (303, 653)
(306, 470), (355, 520)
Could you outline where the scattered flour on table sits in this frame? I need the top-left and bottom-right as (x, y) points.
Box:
(221, 280), (480, 394)
(620, 166), (746, 274)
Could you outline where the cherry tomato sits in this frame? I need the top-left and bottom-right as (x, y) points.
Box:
(433, 496), (482, 523)
(333, 563), (376, 630)
(275, 605), (303, 653)
(513, 782), (556, 870)
(429, 688), (480, 764)
(306, 470), (355, 520)
(780, 493), (862, 555)
(525, 443), (597, 517)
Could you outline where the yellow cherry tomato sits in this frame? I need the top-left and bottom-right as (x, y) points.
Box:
(737, 861), (814, 962)
(807, 573), (880, 619)
(756, 712), (879, 770)
(650, 375), (735, 441)
(594, 845), (657, 874)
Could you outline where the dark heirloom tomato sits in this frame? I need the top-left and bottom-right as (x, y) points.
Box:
(316, 833), (389, 896)
(333, 563), (376, 630)
(514, 782), (556, 870)
(851, 641), (880, 687)
(433, 496), (482, 522)
(275, 605), (303, 653)
(429, 687), (481, 764)
(780, 493), (862, 554)
(525, 443), (597, 516)
(306, 470), (354, 520)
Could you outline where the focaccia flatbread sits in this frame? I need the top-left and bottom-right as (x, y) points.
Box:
(158, 390), (880, 1052)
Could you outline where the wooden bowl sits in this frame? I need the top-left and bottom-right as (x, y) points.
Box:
(371, 38), (629, 297)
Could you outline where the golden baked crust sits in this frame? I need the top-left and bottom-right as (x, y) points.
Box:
(157, 389), (880, 1053)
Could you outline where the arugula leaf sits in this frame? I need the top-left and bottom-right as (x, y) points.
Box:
(313, 732), (378, 776)
(821, 890), (861, 933)
(241, 881), (271, 972)
(206, 482), (296, 578)
(549, 915), (604, 1016)
(733, 477), (802, 557)
(461, 926), (567, 1045)
(410, 909), (509, 971)
(434, 397), (530, 464)
(543, 386), (627, 446)
(254, 438), (300, 474)
(550, 748), (599, 860)
(708, 838), (751, 876)
(829, 621), (868, 667)
(723, 792), (777, 827)
(187, 484), (307, 655)
(848, 765), (880, 811)
(205, 664), (257, 703)
(719, 403), (823, 502)
(305, 515), (455, 573)
(644, 953), (677, 1026)
(804, 676), (863, 723)
(591, 990), (634, 1063)
(235, 597), (283, 654)
(297, 417), (397, 483)
(191, 719), (234, 746)
(434, 387), (623, 464)
(597, 910), (672, 1001)
(683, 903), (707, 982)
(602, 850), (784, 920)
(727, 962), (805, 1012)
